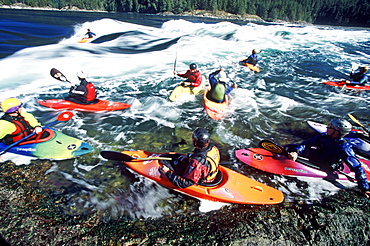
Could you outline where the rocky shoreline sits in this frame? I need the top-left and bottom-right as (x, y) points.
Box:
(1, 3), (264, 23)
(1, 159), (369, 245)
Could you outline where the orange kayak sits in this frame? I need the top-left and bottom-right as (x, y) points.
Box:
(104, 150), (284, 205)
(203, 89), (229, 120)
(38, 99), (131, 112)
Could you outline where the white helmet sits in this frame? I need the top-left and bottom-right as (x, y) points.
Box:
(218, 71), (229, 83)
(77, 71), (86, 79)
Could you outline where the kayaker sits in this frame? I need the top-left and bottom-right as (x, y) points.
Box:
(159, 128), (221, 188)
(0, 98), (43, 145)
(173, 63), (203, 87)
(287, 118), (370, 198)
(346, 66), (368, 86)
(85, 29), (96, 39)
(207, 68), (237, 103)
(240, 49), (261, 66)
(65, 71), (98, 104)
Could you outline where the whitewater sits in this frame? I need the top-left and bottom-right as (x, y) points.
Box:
(0, 9), (369, 218)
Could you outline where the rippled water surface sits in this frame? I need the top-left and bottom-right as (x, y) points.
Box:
(0, 8), (369, 218)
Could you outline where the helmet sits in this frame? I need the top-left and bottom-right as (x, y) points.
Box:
(252, 49), (260, 54)
(359, 66), (368, 73)
(192, 128), (211, 148)
(77, 71), (86, 79)
(329, 118), (352, 136)
(190, 63), (197, 70)
(1, 98), (22, 113)
(218, 70), (229, 83)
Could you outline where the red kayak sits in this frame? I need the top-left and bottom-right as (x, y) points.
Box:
(235, 148), (370, 181)
(324, 81), (370, 90)
(39, 99), (131, 112)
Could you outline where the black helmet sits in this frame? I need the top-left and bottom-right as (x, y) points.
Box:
(329, 118), (352, 136)
(192, 128), (210, 148)
(189, 63), (197, 70)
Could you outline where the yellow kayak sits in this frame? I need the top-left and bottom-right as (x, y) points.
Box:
(169, 76), (207, 101)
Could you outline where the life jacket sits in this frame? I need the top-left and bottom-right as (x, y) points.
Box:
(85, 82), (96, 102)
(1, 114), (33, 145)
(350, 73), (365, 82)
(192, 145), (220, 182)
(186, 70), (201, 83)
(210, 83), (226, 102)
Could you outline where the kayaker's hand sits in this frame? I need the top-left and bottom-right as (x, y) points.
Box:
(34, 126), (43, 134)
(232, 83), (237, 89)
(289, 152), (298, 161)
(159, 166), (169, 174)
(173, 71), (178, 75)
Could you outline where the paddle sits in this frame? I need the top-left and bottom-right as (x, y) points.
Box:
(0, 111), (74, 155)
(258, 140), (355, 182)
(348, 113), (369, 135)
(171, 43), (178, 83)
(100, 150), (172, 161)
(50, 68), (71, 83)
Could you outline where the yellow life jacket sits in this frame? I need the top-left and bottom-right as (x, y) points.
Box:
(204, 145), (220, 181)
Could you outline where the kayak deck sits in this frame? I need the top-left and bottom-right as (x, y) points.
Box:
(0, 128), (93, 159)
(235, 148), (370, 181)
(117, 150), (284, 205)
(39, 99), (131, 112)
(169, 75), (207, 102)
(203, 89), (229, 120)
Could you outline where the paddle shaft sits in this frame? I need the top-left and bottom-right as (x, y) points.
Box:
(101, 150), (172, 162)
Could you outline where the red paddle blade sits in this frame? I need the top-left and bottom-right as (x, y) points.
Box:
(57, 111), (74, 121)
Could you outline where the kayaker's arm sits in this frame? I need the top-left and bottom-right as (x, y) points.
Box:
(159, 166), (194, 189)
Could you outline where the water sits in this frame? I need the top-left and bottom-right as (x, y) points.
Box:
(0, 8), (369, 219)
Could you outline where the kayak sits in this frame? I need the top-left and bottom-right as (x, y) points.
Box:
(0, 128), (93, 159)
(235, 148), (370, 181)
(38, 99), (132, 112)
(307, 120), (370, 158)
(78, 37), (93, 43)
(239, 61), (260, 72)
(203, 89), (229, 120)
(105, 150), (284, 205)
(169, 76), (207, 101)
(323, 81), (370, 90)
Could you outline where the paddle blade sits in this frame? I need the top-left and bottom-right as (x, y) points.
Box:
(50, 68), (68, 82)
(348, 114), (364, 127)
(258, 140), (289, 156)
(100, 151), (134, 162)
(57, 111), (74, 121)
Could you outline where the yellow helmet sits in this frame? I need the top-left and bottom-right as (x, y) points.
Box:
(252, 49), (260, 54)
(1, 98), (22, 113)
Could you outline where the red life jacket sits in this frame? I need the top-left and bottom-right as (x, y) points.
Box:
(1, 114), (33, 144)
(85, 82), (97, 102)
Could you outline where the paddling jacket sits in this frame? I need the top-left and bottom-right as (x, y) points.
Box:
(0, 112), (40, 145)
(177, 69), (202, 87)
(207, 70), (233, 103)
(86, 31), (96, 38)
(68, 79), (97, 103)
(166, 144), (220, 189)
(294, 133), (369, 191)
(242, 54), (259, 66)
(349, 71), (368, 85)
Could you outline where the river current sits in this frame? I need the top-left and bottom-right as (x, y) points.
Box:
(0, 8), (369, 219)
